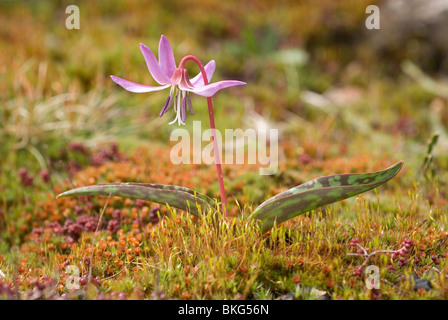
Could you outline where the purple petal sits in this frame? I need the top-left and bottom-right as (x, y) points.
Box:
(140, 43), (172, 85)
(158, 35), (177, 79)
(187, 80), (246, 97)
(190, 60), (216, 86)
(110, 75), (170, 93)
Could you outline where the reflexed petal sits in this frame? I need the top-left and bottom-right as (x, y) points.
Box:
(158, 35), (177, 79)
(140, 43), (172, 85)
(110, 76), (170, 93)
(187, 80), (246, 97)
(190, 60), (216, 86)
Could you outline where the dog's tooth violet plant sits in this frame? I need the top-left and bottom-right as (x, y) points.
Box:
(110, 35), (245, 214)
(58, 35), (404, 233)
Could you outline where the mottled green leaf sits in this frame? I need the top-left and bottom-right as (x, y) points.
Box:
(57, 183), (215, 216)
(252, 161), (404, 233)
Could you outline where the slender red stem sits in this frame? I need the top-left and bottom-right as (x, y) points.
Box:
(179, 55), (228, 216)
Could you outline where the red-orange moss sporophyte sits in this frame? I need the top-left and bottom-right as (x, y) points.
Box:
(111, 35), (246, 215)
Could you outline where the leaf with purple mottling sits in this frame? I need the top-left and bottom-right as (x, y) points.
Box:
(57, 183), (215, 216)
(252, 161), (404, 233)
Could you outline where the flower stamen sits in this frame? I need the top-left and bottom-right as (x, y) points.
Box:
(181, 95), (187, 123)
(186, 95), (194, 114)
(159, 96), (171, 117)
(160, 85), (176, 117)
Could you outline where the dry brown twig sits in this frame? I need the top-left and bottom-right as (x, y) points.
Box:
(348, 243), (407, 268)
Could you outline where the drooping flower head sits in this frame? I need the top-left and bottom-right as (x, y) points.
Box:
(111, 35), (246, 125)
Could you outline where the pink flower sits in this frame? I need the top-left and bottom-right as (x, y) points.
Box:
(111, 35), (246, 125)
